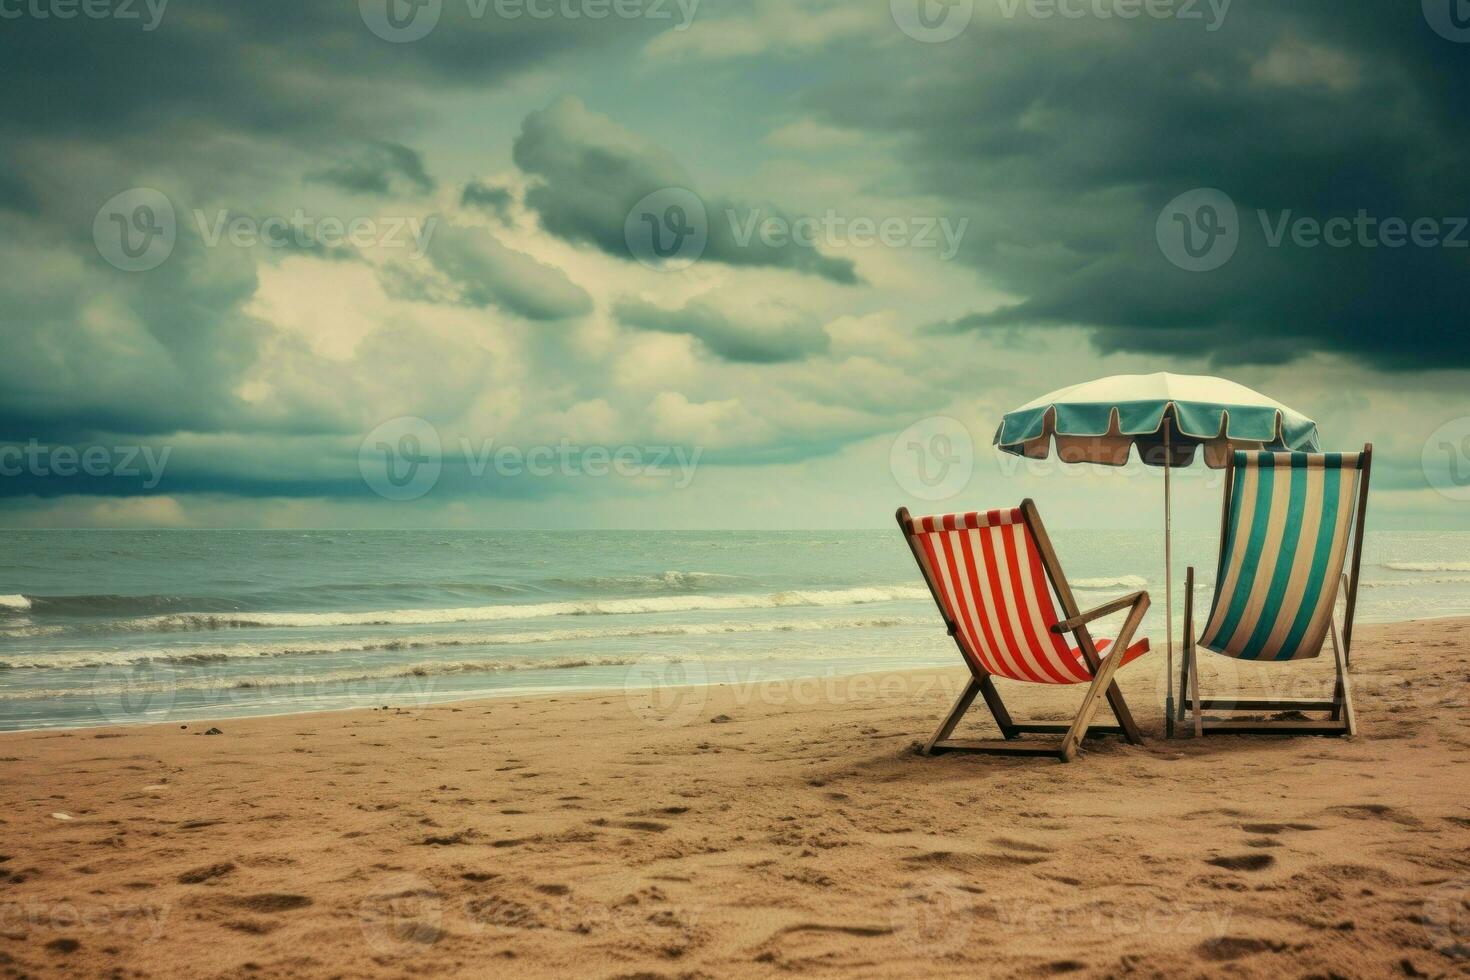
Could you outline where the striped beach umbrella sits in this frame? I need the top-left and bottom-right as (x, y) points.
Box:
(993, 373), (1321, 735)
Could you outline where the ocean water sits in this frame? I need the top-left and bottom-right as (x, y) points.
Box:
(1, 529), (1467, 731)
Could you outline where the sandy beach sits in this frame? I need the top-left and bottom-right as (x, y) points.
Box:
(2, 616), (1468, 979)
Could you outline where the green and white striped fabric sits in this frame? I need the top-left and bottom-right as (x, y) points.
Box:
(1198, 452), (1364, 662)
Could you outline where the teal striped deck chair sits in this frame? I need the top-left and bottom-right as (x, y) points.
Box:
(1179, 445), (1372, 737)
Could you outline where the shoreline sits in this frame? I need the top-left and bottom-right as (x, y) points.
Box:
(4, 603), (1467, 735)
(3, 616), (1468, 977)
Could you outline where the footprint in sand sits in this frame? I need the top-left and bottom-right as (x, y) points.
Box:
(178, 861), (235, 884)
(460, 871), (498, 882)
(590, 818), (669, 833)
(1240, 822), (1318, 834)
(1197, 936), (1288, 961)
(418, 830), (481, 846)
(1042, 960), (1086, 974)
(1326, 804), (1422, 827)
(225, 894), (313, 913)
(1206, 854), (1275, 872)
(904, 850), (1047, 873)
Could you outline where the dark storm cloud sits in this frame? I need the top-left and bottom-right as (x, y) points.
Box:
(512, 96), (859, 283)
(0, 0), (635, 449)
(810, 2), (1470, 368)
(614, 296), (829, 363)
(0, 1), (627, 145)
(308, 142), (437, 197)
(461, 180), (514, 219)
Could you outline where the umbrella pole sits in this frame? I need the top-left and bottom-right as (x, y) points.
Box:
(1164, 425), (1175, 738)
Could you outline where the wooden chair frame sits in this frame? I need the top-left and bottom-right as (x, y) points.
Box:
(1176, 444), (1371, 738)
(897, 499), (1149, 763)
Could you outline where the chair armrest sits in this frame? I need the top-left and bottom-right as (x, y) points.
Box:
(1051, 591), (1149, 634)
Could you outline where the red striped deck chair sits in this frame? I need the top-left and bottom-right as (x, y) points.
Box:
(1177, 445), (1372, 737)
(897, 500), (1151, 762)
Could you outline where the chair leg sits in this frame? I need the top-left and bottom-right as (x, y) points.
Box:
(1185, 640), (1204, 737)
(1329, 618), (1357, 737)
(974, 674), (1018, 740)
(1060, 637), (1128, 762)
(923, 675), (982, 756)
(1060, 596), (1147, 761)
(1107, 683), (1144, 745)
(1328, 622), (1343, 722)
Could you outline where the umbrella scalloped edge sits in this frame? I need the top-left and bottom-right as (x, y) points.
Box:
(993, 398), (1321, 469)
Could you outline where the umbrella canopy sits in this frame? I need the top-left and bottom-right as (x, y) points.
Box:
(994, 372), (1320, 468)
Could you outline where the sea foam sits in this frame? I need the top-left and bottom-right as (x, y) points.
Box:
(125, 586), (931, 632)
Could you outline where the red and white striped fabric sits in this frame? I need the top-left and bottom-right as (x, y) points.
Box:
(905, 509), (1148, 684)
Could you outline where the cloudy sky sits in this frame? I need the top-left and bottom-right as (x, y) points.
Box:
(2, 0), (1468, 530)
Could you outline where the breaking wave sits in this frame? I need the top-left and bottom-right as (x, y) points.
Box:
(121, 586), (931, 633)
(0, 595), (32, 613)
(0, 616), (923, 670)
